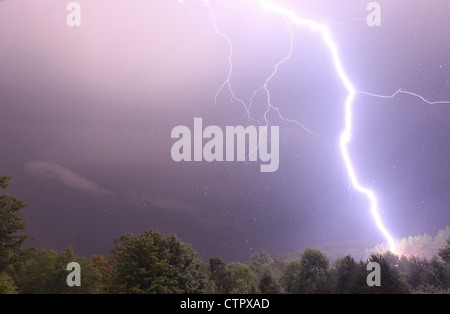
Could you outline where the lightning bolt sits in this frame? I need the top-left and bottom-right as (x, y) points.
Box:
(257, 0), (397, 253)
(180, 0), (450, 254)
(198, 0), (314, 133)
(358, 90), (450, 105)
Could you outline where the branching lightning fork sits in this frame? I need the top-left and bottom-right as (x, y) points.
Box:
(180, 0), (450, 253)
(258, 0), (398, 253)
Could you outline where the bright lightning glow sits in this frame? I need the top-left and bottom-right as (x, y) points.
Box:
(188, 0), (399, 252)
(258, 0), (397, 253)
(358, 90), (450, 105)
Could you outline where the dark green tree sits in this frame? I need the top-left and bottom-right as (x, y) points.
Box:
(257, 264), (283, 294)
(247, 250), (283, 293)
(12, 247), (102, 294)
(362, 254), (409, 294)
(421, 257), (448, 291)
(297, 248), (331, 293)
(248, 250), (272, 276)
(281, 260), (302, 293)
(332, 255), (366, 294)
(402, 255), (428, 290)
(110, 229), (211, 294)
(0, 176), (29, 273)
(0, 272), (17, 294)
(229, 263), (257, 294)
(439, 236), (450, 263)
(280, 248), (331, 294)
(209, 256), (232, 294)
(91, 254), (113, 292)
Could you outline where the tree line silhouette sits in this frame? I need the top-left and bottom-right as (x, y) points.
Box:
(1, 176), (449, 294)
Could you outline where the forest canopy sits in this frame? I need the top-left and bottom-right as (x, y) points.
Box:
(0, 176), (449, 294)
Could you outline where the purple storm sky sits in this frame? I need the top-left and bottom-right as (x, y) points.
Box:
(1, 0), (450, 261)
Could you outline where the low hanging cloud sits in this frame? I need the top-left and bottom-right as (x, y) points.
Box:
(25, 161), (113, 197)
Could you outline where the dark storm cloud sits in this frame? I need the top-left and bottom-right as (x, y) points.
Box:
(1, 0), (450, 261)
